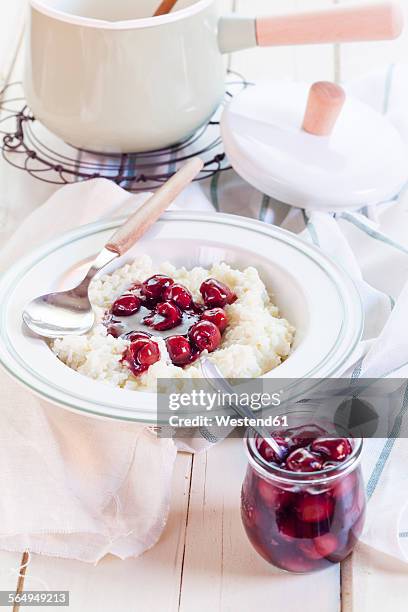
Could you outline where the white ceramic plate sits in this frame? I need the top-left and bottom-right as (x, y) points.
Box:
(0, 212), (363, 422)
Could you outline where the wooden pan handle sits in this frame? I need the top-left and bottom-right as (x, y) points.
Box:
(154, 0), (178, 17)
(256, 2), (403, 47)
(105, 158), (204, 256)
(302, 82), (346, 137)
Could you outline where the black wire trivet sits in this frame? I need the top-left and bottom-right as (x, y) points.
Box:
(0, 71), (250, 191)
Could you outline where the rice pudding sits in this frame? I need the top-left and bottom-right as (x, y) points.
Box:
(52, 256), (295, 391)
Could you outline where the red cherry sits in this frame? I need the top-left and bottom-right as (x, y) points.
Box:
(138, 340), (160, 366)
(296, 518), (330, 540)
(257, 478), (280, 507)
(166, 336), (192, 366)
(144, 301), (182, 331)
(201, 308), (228, 333)
(124, 338), (160, 374)
(296, 493), (334, 523)
(126, 336), (151, 361)
(313, 533), (338, 557)
(111, 294), (141, 317)
(189, 320), (221, 353)
(276, 515), (297, 541)
(126, 331), (151, 343)
(200, 278), (237, 308)
(241, 500), (254, 527)
(288, 425), (328, 448)
(162, 283), (192, 310)
(298, 540), (325, 561)
(310, 438), (352, 462)
(256, 436), (288, 464)
(285, 448), (324, 473)
(142, 275), (174, 301)
(241, 497), (263, 529)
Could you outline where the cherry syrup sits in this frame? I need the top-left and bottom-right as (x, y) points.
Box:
(103, 275), (237, 377)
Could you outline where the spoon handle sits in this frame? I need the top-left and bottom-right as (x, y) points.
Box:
(256, 2), (403, 46)
(201, 360), (286, 461)
(154, 0), (178, 17)
(105, 157), (204, 257)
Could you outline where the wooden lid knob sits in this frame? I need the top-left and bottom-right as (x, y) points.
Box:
(302, 82), (346, 136)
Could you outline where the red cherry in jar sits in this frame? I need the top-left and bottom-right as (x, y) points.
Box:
(285, 447), (324, 473)
(295, 492), (334, 523)
(241, 428), (365, 574)
(310, 437), (352, 462)
(256, 436), (289, 464)
(286, 424), (327, 448)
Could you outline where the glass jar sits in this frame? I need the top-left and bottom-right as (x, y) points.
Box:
(241, 431), (365, 573)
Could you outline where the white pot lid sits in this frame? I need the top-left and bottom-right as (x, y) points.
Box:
(221, 80), (408, 211)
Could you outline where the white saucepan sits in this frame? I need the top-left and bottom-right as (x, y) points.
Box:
(24, 0), (403, 153)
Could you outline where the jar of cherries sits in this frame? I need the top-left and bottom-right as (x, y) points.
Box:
(241, 425), (365, 573)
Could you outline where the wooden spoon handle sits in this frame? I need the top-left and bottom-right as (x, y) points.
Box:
(154, 0), (178, 17)
(105, 157), (204, 256)
(256, 1), (403, 46)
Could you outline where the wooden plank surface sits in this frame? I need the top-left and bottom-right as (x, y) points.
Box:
(179, 438), (341, 612)
(341, 543), (408, 612)
(7, 439), (341, 612)
(0, 551), (27, 592)
(20, 452), (193, 612)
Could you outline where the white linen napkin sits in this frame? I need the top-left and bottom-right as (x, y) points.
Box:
(0, 180), (182, 563)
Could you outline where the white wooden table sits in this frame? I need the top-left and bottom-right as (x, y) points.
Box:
(1, 1), (408, 610)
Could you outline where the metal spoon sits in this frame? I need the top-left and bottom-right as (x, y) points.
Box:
(201, 358), (286, 460)
(22, 158), (204, 339)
